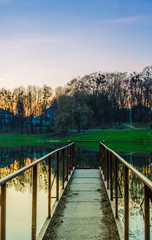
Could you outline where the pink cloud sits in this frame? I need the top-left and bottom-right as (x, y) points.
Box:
(95, 15), (152, 24)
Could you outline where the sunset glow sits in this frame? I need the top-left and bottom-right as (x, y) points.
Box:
(0, 0), (152, 89)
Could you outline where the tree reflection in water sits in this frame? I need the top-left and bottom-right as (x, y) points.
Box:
(0, 145), (60, 193)
(0, 147), (151, 240)
(116, 151), (152, 240)
(75, 147), (99, 169)
(0, 145), (62, 240)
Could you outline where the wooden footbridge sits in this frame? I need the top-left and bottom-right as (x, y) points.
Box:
(0, 141), (152, 240)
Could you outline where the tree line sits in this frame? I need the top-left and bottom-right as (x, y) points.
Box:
(0, 85), (52, 133)
(53, 67), (152, 133)
(0, 66), (152, 133)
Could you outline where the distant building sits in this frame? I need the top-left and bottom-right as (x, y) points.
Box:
(0, 108), (14, 131)
(32, 106), (54, 126)
(0, 108), (14, 123)
(45, 106), (54, 119)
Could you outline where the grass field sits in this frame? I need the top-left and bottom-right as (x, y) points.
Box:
(60, 129), (152, 152)
(0, 133), (53, 146)
(0, 129), (151, 151)
(61, 129), (152, 142)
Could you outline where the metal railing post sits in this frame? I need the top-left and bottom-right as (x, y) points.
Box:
(62, 149), (65, 189)
(48, 156), (51, 218)
(32, 165), (37, 240)
(115, 157), (118, 218)
(124, 166), (129, 240)
(107, 150), (109, 189)
(110, 152), (113, 201)
(70, 145), (72, 171)
(69, 147), (71, 174)
(102, 145), (104, 171)
(100, 143), (102, 169)
(66, 148), (69, 181)
(144, 184), (150, 240)
(103, 147), (105, 176)
(56, 151), (59, 201)
(1, 184), (6, 240)
(104, 149), (107, 181)
(73, 143), (75, 168)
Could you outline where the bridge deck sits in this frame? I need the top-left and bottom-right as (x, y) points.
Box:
(43, 169), (120, 240)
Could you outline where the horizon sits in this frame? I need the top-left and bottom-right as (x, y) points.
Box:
(0, 67), (149, 92)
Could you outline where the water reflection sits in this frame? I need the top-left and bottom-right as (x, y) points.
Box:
(75, 147), (99, 168)
(117, 151), (152, 240)
(0, 146), (99, 239)
(0, 146), (58, 176)
(119, 151), (152, 180)
(0, 145), (151, 240)
(0, 145), (60, 240)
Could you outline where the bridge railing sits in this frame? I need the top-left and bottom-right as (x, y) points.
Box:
(100, 141), (152, 240)
(0, 142), (75, 240)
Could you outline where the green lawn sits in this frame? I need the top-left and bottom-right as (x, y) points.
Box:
(60, 129), (152, 152)
(0, 129), (151, 152)
(61, 129), (152, 142)
(0, 133), (54, 146)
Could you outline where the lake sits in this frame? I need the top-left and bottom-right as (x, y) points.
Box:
(117, 151), (152, 240)
(0, 145), (151, 239)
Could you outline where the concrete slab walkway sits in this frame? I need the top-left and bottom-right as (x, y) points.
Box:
(43, 169), (120, 240)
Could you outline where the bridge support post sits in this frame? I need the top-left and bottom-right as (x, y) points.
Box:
(110, 152), (113, 201)
(70, 145), (72, 171)
(102, 145), (104, 172)
(100, 143), (102, 170)
(62, 149), (65, 189)
(66, 148), (69, 181)
(124, 166), (129, 240)
(32, 165), (37, 240)
(72, 143), (75, 169)
(115, 157), (118, 218)
(144, 184), (150, 240)
(103, 147), (106, 175)
(1, 184), (6, 240)
(48, 156), (51, 218)
(107, 150), (109, 189)
(104, 149), (107, 181)
(56, 152), (59, 201)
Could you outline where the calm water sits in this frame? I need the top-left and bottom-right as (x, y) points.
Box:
(0, 145), (61, 240)
(117, 151), (152, 240)
(0, 145), (151, 239)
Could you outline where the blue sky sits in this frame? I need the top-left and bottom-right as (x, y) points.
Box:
(0, 0), (152, 89)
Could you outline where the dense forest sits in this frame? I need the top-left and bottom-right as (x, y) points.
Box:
(0, 66), (152, 133)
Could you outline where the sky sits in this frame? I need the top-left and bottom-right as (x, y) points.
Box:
(0, 0), (152, 90)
